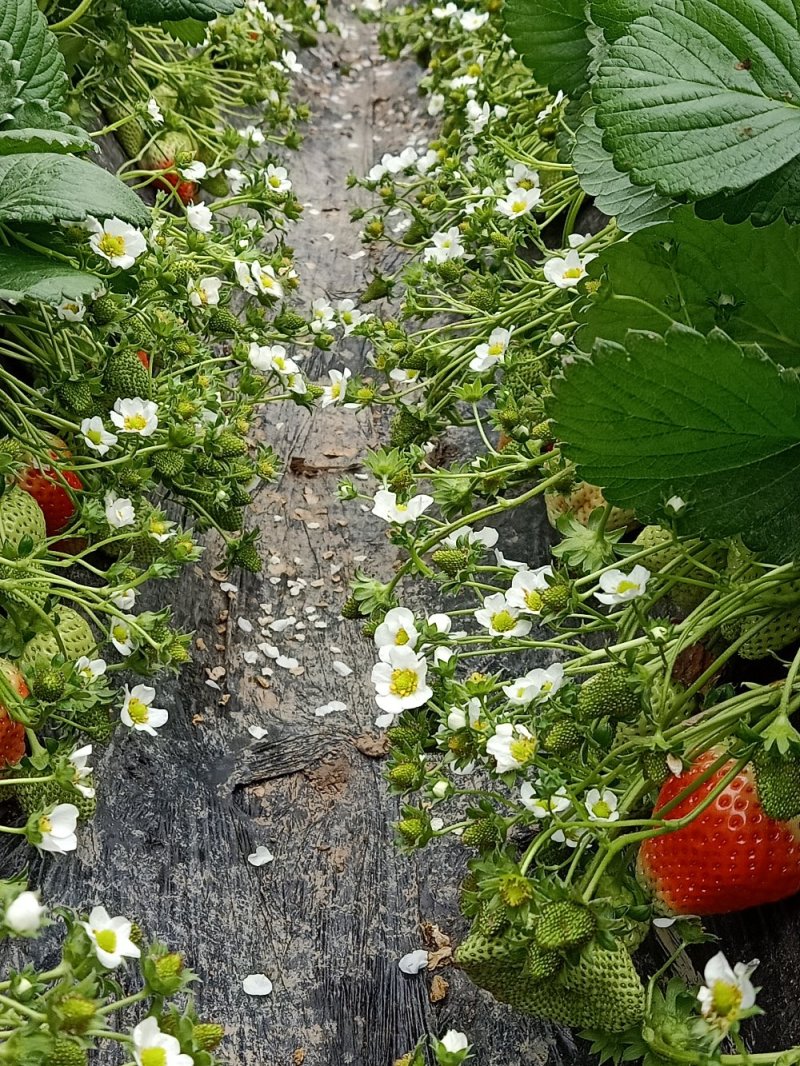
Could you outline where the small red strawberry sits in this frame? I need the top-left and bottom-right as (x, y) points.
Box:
(17, 439), (83, 537)
(0, 659), (28, 768)
(637, 748), (800, 916)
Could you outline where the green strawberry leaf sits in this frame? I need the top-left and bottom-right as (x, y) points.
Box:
(119, 0), (243, 24)
(161, 17), (208, 43)
(572, 108), (674, 232)
(549, 324), (800, 561)
(589, 0), (655, 41)
(0, 0), (66, 107)
(695, 158), (800, 227)
(0, 153), (150, 224)
(503, 0), (592, 96)
(0, 247), (100, 305)
(575, 207), (800, 366)
(0, 126), (93, 155)
(593, 0), (800, 201)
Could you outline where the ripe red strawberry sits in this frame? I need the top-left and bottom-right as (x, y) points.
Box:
(637, 748), (800, 916)
(18, 445), (83, 537)
(0, 658), (28, 768)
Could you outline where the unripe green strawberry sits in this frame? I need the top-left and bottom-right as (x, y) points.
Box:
(213, 432), (248, 458)
(273, 310), (306, 335)
(50, 1038), (87, 1066)
(58, 995), (96, 1034)
(432, 547), (470, 576)
(195, 454), (223, 475)
(129, 922), (145, 946)
(152, 450), (186, 479)
(0, 486), (47, 552)
(396, 818), (424, 844)
(103, 350), (151, 399)
(89, 295), (120, 325)
(32, 668), (66, 702)
(207, 504), (244, 532)
(436, 260), (463, 283)
(523, 942), (561, 982)
(20, 606), (95, 675)
(116, 468), (145, 493)
(167, 636), (191, 665)
(155, 952), (184, 979)
(172, 261), (200, 284)
(462, 817), (498, 850)
(504, 357), (542, 396)
(389, 408), (431, 446)
(230, 541), (261, 573)
(387, 761), (423, 789)
(0, 437), (21, 459)
(206, 307), (241, 336)
(540, 583), (570, 612)
(467, 285), (498, 312)
(641, 750), (669, 787)
(543, 719), (582, 755)
(386, 725), (423, 748)
(17, 779), (96, 821)
(0, 562), (50, 609)
(530, 420), (554, 442)
(193, 1022), (225, 1051)
(227, 480), (252, 505)
(753, 750), (800, 820)
(74, 702), (114, 742)
(738, 606), (800, 659)
(475, 900), (510, 938)
(56, 381), (94, 416)
(388, 469), (415, 494)
(105, 104), (145, 158)
(124, 320), (156, 350)
(633, 525), (678, 573)
(361, 618), (380, 638)
(535, 901), (596, 952)
(576, 668), (640, 722)
(341, 595), (360, 619)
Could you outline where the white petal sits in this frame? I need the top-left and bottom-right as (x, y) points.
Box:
(243, 973), (273, 995)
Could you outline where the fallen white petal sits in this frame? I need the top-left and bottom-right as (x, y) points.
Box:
(399, 949), (429, 975)
(332, 661), (352, 676)
(314, 700), (347, 717)
(243, 973), (273, 995)
(248, 725), (268, 739)
(248, 845), (275, 867)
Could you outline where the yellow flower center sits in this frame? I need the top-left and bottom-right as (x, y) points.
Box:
(150, 519), (169, 535)
(563, 266), (583, 279)
(711, 980), (743, 1019)
(127, 698), (149, 724)
(592, 799), (613, 819)
(94, 928), (117, 954)
(98, 233), (126, 258)
(390, 668), (419, 697)
(490, 609), (517, 633)
(517, 178), (534, 190)
(616, 579), (638, 594)
(268, 175), (282, 188)
(509, 735), (537, 764)
(330, 382), (342, 399)
(112, 624), (129, 643)
(63, 303), (80, 315)
(488, 342), (505, 357)
(394, 627), (410, 646)
(511, 199), (527, 214)
(141, 1049), (168, 1066)
(38, 816), (52, 834)
(123, 413), (147, 431)
(524, 589), (543, 611)
(87, 429), (103, 445)
(274, 356), (287, 370)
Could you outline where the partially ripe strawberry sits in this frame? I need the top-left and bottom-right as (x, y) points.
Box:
(17, 440), (83, 537)
(0, 658), (28, 768)
(637, 748), (800, 916)
(136, 349), (150, 370)
(143, 132), (199, 205)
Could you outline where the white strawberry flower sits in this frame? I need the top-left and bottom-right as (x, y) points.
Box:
(36, 803), (78, 854)
(543, 248), (597, 289)
(505, 565), (553, 614)
(4, 890), (46, 935)
(432, 2), (457, 17)
(285, 371), (308, 395)
(187, 276), (222, 307)
(238, 124), (265, 146)
(503, 663), (564, 705)
(56, 298), (86, 322)
(439, 1030), (470, 1054)
(336, 298), (370, 335)
(460, 8), (489, 28)
(427, 93), (445, 116)
(375, 607), (419, 657)
(447, 697), (484, 732)
(423, 227), (465, 264)
(495, 187), (541, 219)
(537, 89), (565, 122)
(146, 97), (164, 124)
(585, 787), (620, 822)
(697, 952), (759, 1023)
(280, 49), (303, 73)
(321, 368), (351, 407)
(80, 905), (140, 969)
(69, 745), (96, 799)
(248, 342), (300, 378)
(251, 261), (283, 299)
(132, 1017), (192, 1066)
(109, 617), (137, 657)
(552, 823), (585, 848)
(88, 217), (147, 269)
(265, 164), (292, 194)
(104, 491), (136, 529)
(180, 160), (207, 182)
(506, 163), (540, 191)
(81, 417), (117, 456)
(111, 587), (136, 610)
(520, 782), (570, 818)
(110, 397), (159, 437)
(470, 326), (512, 372)
(146, 514), (176, 543)
(466, 99), (490, 133)
(75, 656), (106, 683)
(594, 565), (651, 605)
(310, 298), (335, 333)
(121, 684), (168, 736)
(474, 593), (532, 638)
(186, 203), (213, 233)
(372, 489), (434, 524)
(371, 645), (432, 721)
(224, 167), (247, 194)
(443, 525), (499, 550)
(486, 722), (536, 773)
